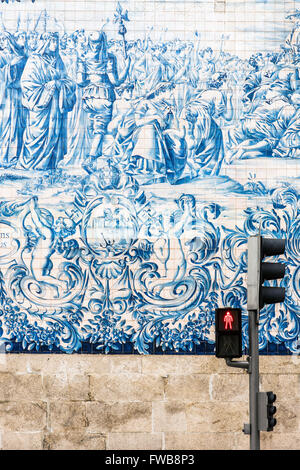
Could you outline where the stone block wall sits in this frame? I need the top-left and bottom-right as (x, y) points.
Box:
(0, 354), (299, 450)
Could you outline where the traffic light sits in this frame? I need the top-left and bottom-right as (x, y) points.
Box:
(247, 235), (286, 312)
(267, 392), (277, 431)
(215, 307), (242, 358)
(257, 391), (277, 431)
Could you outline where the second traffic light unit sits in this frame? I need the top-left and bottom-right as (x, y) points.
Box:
(247, 235), (286, 312)
(257, 391), (277, 432)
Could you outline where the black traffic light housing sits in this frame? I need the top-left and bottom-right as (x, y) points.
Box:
(266, 391), (277, 431)
(215, 307), (242, 358)
(258, 391), (277, 432)
(247, 235), (286, 313)
(259, 238), (286, 309)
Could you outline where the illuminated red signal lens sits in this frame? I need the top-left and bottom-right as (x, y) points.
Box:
(223, 311), (234, 330)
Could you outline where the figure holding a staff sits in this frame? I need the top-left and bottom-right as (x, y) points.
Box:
(79, 10), (131, 161)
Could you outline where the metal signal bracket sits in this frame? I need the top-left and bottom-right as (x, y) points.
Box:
(225, 356), (251, 372)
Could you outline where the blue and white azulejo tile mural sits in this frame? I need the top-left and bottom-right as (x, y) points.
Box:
(0, 0), (299, 355)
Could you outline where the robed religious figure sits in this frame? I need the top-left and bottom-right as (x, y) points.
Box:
(17, 32), (76, 170)
(0, 31), (27, 167)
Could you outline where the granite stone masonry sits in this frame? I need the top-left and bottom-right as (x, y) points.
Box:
(0, 355), (299, 450)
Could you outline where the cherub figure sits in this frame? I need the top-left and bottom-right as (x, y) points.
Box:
(24, 196), (76, 297)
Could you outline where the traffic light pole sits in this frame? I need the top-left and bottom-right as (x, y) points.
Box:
(225, 309), (260, 450)
(245, 234), (285, 449)
(248, 309), (260, 451)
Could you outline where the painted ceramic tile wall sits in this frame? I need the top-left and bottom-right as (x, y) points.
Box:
(0, 0), (298, 355)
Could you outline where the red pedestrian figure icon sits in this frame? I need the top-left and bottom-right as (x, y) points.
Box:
(224, 311), (234, 330)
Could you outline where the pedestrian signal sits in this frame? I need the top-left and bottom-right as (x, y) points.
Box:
(215, 308), (242, 358)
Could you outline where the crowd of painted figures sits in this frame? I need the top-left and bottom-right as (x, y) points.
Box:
(0, 10), (298, 184)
